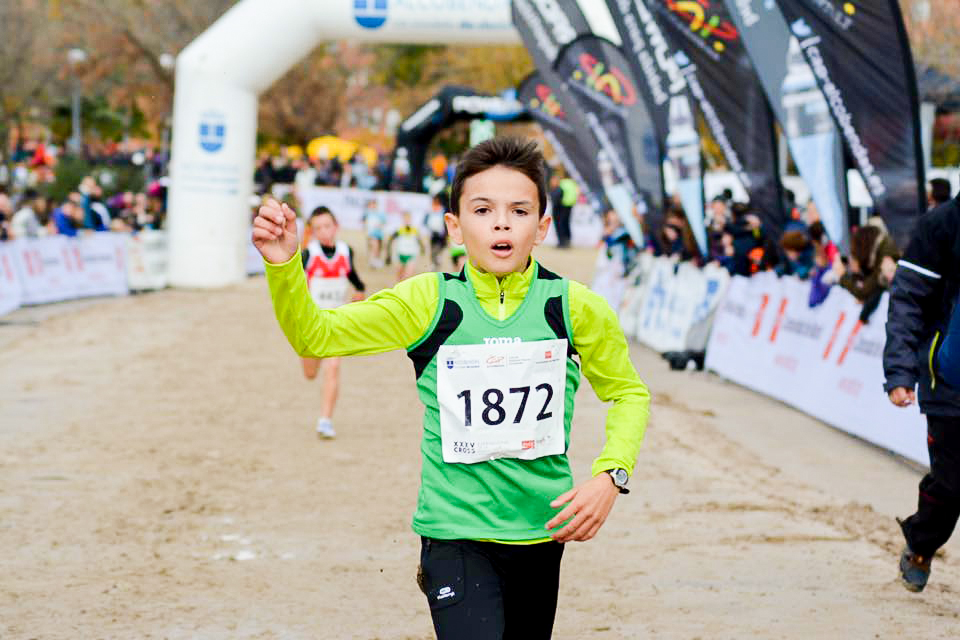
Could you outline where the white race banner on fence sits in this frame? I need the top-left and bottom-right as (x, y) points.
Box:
(75, 233), (129, 298)
(0, 243), (23, 316)
(13, 236), (80, 305)
(705, 273), (929, 466)
(297, 186), (604, 249)
(621, 256), (730, 353)
(126, 231), (169, 291)
(297, 186), (432, 234)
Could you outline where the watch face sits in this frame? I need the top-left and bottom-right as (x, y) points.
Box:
(612, 469), (628, 486)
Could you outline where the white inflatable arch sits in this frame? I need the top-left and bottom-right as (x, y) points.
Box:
(167, 0), (519, 288)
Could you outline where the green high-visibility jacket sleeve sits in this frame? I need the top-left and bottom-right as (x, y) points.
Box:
(265, 251), (438, 356)
(568, 281), (651, 479)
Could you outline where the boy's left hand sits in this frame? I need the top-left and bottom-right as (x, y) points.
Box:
(546, 473), (620, 542)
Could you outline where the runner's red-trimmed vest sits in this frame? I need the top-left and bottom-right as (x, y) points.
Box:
(305, 240), (350, 309)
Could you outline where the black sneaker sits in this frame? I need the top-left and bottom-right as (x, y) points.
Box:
(899, 546), (932, 592)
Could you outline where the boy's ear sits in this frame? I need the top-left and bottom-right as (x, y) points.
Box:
(444, 212), (463, 245)
(533, 214), (553, 247)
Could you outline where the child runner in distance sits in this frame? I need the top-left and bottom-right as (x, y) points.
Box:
(301, 206), (365, 438)
(424, 194), (448, 268)
(362, 197), (387, 268)
(253, 137), (650, 639)
(387, 211), (424, 282)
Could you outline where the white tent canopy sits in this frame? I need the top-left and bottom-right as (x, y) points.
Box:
(167, 0), (519, 287)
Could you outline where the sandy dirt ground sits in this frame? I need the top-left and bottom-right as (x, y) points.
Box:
(2, 232), (959, 639)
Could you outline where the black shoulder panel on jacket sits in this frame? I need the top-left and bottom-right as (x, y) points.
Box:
(544, 295), (578, 359)
(408, 299), (464, 379)
(537, 265), (561, 280)
(443, 270), (467, 282)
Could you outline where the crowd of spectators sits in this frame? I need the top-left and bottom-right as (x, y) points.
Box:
(0, 140), (168, 242)
(603, 178), (956, 322)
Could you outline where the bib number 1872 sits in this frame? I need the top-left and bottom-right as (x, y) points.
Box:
(455, 383), (553, 427)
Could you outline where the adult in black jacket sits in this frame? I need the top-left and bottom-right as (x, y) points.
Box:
(883, 193), (960, 592)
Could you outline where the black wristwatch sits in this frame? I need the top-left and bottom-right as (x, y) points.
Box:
(605, 468), (630, 494)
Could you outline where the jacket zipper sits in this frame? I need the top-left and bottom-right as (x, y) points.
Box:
(498, 287), (506, 321)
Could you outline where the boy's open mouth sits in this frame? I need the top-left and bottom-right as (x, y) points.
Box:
(490, 241), (513, 258)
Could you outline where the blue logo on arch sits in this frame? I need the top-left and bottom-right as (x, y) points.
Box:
(199, 112), (226, 153)
(354, 0), (387, 30)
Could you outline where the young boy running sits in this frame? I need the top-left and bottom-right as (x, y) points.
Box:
(387, 211), (425, 282)
(362, 198), (387, 268)
(301, 206), (365, 438)
(253, 137), (650, 639)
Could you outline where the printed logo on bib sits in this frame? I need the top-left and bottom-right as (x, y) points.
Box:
(436, 339), (567, 464)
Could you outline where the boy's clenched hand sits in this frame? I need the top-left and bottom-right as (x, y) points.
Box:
(253, 199), (299, 264)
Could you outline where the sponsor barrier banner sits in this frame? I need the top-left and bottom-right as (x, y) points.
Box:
(620, 255), (730, 353)
(1, 231), (268, 317)
(0, 243), (23, 316)
(76, 233), (129, 298)
(13, 236), (80, 305)
(126, 231), (169, 291)
(296, 186), (432, 236)
(706, 273), (928, 466)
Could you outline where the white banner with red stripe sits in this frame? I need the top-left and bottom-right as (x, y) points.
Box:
(12, 236), (80, 305)
(76, 233), (129, 298)
(0, 243), (23, 316)
(705, 272), (928, 466)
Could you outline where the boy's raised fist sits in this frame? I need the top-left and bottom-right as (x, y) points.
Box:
(253, 199), (299, 264)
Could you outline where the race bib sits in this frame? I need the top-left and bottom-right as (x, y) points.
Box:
(436, 338), (567, 464)
(309, 277), (349, 309)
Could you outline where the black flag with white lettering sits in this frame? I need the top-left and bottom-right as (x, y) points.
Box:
(553, 35), (663, 227)
(510, 0), (604, 180)
(604, 0), (707, 253)
(775, 0), (925, 249)
(650, 0), (786, 236)
(518, 71), (606, 214)
(724, 0), (850, 251)
(512, 0), (649, 245)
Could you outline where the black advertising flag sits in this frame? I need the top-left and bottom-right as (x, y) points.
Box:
(604, 0), (707, 253)
(650, 0), (786, 235)
(511, 1), (609, 207)
(554, 35), (664, 233)
(725, 0), (849, 250)
(518, 71), (606, 214)
(775, 0), (925, 248)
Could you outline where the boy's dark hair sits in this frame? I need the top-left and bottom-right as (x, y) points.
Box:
(310, 205), (336, 223)
(449, 137), (547, 217)
(930, 178), (952, 206)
